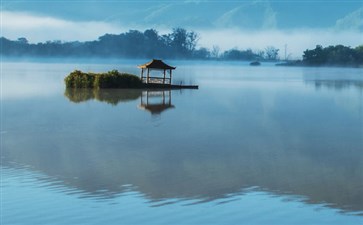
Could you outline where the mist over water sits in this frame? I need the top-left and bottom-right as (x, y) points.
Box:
(2, 1), (362, 59)
(1, 61), (363, 224)
(2, 0), (362, 223)
(198, 29), (363, 59)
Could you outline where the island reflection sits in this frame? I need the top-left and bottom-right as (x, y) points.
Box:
(305, 80), (363, 91)
(302, 68), (363, 91)
(4, 133), (362, 214)
(64, 88), (142, 105)
(64, 88), (175, 115)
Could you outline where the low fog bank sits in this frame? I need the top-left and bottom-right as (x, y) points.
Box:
(1, 28), (362, 67)
(199, 29), (363, 60)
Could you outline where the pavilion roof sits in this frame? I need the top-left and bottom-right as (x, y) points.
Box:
(138, 59), (176, 70)
(138, 104), (175, 115)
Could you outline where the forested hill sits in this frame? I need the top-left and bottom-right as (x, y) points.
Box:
(1, 28), (362, 67)
(0, 28), (279, 61)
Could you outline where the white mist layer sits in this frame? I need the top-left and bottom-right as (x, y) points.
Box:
(1, 11), (124, 42)
(198, 29), (363, 59)
(1, 11), (362, 59)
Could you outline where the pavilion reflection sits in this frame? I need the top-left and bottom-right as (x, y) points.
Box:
(138, 90), (175, 115)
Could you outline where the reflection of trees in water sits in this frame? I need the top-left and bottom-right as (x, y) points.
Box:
(64, 88), (95, 103)
(3, 129), (363, 214)
(305, 80), (363, 91)
(65, 88), (176, 115)
(64, 88), (142, 105)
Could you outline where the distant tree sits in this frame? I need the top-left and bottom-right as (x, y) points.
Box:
(222, 48), (258, 60)
(244, 49), (256, 60)
(160, 34), (173, 58)
(354, 45), (363, 63)
(193, 47), (210, 59)
(17, 37), (28, 44)
(325, 45), (354, 65)
(256, 50), (265, 60)
(0, 37), (20, 55)
(97, 33), (122, 56)
(186, 31), (199, 52)
(124, 30), (145, 57)
(169, 28), (199, 58)
(211, 45), (220, 58)
(303, 45), (325, 65)
(144, 29), (161, 58)
(265, 46), (279, 60)
(170, 28), (188, 57)
(144, 29), (158, 41)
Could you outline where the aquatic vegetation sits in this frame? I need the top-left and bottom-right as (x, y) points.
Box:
(64, 70), (142, 88)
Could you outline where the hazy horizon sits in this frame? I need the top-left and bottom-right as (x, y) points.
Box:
(1, 1), (362, 58)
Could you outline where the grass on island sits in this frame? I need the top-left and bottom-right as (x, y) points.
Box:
(64, 70), (143, 88)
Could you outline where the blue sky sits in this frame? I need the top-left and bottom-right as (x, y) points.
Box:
(1, 0), (362, 58)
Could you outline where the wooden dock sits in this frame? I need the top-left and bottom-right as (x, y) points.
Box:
(142, 83), (198, 89)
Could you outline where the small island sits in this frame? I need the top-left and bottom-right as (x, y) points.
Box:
(65, 59), (198, 89)
(250, 61), (261, 66)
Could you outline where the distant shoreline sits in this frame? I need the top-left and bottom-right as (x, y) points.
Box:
(1, 57), (362, 69)
(275, 60), (363, 68)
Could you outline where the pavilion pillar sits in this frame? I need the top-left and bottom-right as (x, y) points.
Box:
(168, 90), (171, 105)
(146, 91), (149, 104)
(141, 68), (144, 81)
(163, 69), (166, 84)
(162, 91), (165, 104)
(147, 68), (150, 84)
(169, 69), (172, 85)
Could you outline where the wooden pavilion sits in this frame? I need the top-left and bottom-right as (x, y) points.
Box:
(138, 59), (176, 85)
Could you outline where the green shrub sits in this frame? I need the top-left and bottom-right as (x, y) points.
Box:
(64, 70), (142, 88)
(64, 70), (95, 88)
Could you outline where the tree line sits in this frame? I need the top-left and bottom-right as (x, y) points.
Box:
(1, 28), (362, 66)
(0, 28), (279, 61)
(303, 45), (363, 66)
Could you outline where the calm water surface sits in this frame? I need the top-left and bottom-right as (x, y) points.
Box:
(1, 61), (363, 224)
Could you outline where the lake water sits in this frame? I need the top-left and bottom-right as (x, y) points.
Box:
(1, 60), (363, 224)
